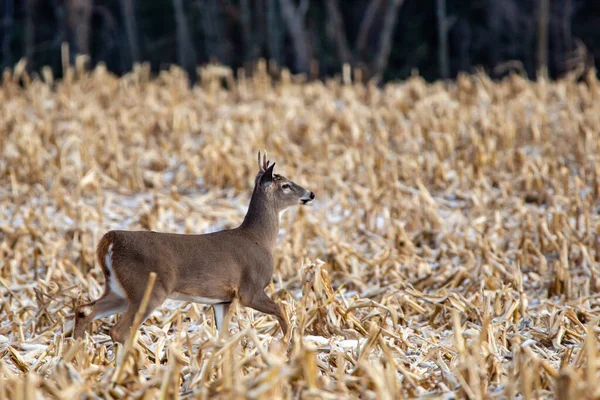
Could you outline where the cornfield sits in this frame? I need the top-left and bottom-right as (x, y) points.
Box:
(0, 58), (599, 399)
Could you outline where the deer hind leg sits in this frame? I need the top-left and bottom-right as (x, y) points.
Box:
(240, 291), (288, 337)
(73, 291), (128, 339)
(109, 288), (168, 344)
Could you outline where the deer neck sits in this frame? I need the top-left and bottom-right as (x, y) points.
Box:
(240, 188), (279, 248)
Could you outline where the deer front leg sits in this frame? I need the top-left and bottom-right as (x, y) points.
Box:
(213, 303), (231, 334)
(240, 291), (288, 337)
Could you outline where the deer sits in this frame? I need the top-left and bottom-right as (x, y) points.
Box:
(73, 151), (315, 343)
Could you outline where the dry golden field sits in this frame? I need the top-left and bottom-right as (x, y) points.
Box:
(0, 59), (599, 399)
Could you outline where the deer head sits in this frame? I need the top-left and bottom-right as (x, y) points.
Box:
(256, 151), (315, 212)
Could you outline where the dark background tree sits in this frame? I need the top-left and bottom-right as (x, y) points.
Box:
(0, 0), (597, 82)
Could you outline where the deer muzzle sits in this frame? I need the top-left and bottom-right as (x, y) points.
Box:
(301, 191), (315, 204)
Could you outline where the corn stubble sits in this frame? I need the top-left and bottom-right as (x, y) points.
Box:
(0, 60), (599, 399)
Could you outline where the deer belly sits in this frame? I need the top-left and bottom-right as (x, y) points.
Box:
(168, 292), (225, 304)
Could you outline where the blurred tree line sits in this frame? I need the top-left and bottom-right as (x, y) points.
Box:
(0, 0), (597, 82)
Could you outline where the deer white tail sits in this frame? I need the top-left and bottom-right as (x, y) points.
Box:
(97, 234), (126, 299)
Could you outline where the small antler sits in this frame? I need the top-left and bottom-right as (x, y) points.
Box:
(258, 150), (270, 172)
(257, 151), (263, 172)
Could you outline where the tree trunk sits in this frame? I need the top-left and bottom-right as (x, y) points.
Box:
(239, 0), (253, 63)
(92, 5), (119, 61)
(436, 0), (449, 79)
(66, 0), (93, 55)
(200, 0), (229, 64)
(537, 0), (549, 78)
(371, 0), (404, 79)
(562, 0), (572, 52)
(253, 0), (266, 61)
(562, 0), (574, 73)
(25, 0), (36, 65)
(454, 19), (471, 72)
(172, 0), (196, 74)
(200, 0), (216, 60)
(2, 0), (14, 67)
(354, 0), (383, 64)
(326, 0), (351, 66)
(267, 0), (283, 65)
(278, 0), (310, 73)
(120, 0), (140, 66)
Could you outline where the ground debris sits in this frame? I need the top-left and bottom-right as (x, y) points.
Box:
(0, 64), (599, 398)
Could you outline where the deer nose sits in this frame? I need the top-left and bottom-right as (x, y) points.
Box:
(301, 191), (315, 204)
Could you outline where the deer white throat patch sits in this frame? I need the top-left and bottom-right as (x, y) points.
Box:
(279, 208), (288, 222)
(105, 244), (126, 298)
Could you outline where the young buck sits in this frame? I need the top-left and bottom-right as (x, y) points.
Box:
(73, 151), (315, 343)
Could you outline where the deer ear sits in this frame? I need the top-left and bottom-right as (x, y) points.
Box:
(260, 162), (275, 187)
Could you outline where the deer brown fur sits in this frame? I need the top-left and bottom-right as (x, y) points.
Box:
(73, 151), (315, 343)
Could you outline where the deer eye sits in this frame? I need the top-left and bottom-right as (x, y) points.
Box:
(282, 184), (290, 190)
